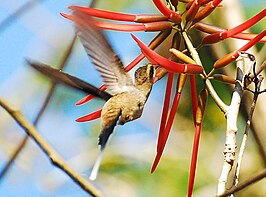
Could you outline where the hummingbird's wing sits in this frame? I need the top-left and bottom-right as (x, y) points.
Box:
(27, 60), (112, 101)
(70, 9), (134, 95)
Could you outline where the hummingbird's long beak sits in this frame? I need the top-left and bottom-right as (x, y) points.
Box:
(26, 59), (112, 101)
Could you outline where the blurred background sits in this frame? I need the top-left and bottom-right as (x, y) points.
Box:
(0, 0), (265, 196)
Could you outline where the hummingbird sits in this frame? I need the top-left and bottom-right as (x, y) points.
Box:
(28, 58), (155, 180)
(67, 9), (155, 179)
(29, 9), (155, 180)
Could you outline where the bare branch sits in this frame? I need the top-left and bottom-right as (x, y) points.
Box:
(217, 168), (266, 197)
(217, 56), (246, 195)
(0, 97), (104, 197)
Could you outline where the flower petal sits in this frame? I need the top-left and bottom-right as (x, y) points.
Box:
(156, 73), (174, 152)
(69, 6), (168, 23)
(131, 34), (203, 74)
(95, 21), (172, 32)
(153, 0), (182, 24)
(76, 109), (102, 122)
(190, 75), (198, 125)
(76, 85), (107, 105)
(151, 89), (182, 173)
(188, 123), (202, 197)
(202, 8), (266, 44)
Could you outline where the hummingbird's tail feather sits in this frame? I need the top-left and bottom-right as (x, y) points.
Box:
(89, 147), (104, 181)
(98, 110), (120, 150)
(89, 134), (113, 181)
(89, 111), (119, 180)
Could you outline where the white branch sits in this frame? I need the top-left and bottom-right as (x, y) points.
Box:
(217, 57), (245, 195)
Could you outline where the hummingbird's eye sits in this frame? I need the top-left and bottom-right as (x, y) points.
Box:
(125, 115), (130, 120)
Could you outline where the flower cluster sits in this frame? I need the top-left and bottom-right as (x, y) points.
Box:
(62, 1), (265, 196)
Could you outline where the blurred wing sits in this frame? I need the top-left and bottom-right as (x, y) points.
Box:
(27, 60), (112, 101)
(71, 8), (134, 95)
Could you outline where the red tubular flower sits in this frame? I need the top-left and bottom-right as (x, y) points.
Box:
(188, 123), (202, 197)
(156, 73), (174, 154)
(214, 30), (266, 69)
(153, 0), (182, 24)
(189, 75), (198, 125)
(186, 0), (204, 22)
(194, 22), (266, 42)
(188, 88), (208, 197)
(94, 20), (172, 32)
(238, 30), (266, 51)
(152, 84), (182, 173)
(69, 6), (168, 23)
(62, 13), (172, 32)
(232, 33), (266, 42)
(202, 8), (266, 44)
(76, 109), (102, 122)
(223, 8), (266, 38)
(76, 85), (107, 105)
(131, 34), (203, 74)
(193, 0), (223, 23)
(152, 74), (187, 172)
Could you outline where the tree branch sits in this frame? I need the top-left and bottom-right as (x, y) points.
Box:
(217, 55), (250, 195)
(233, 57), (261, 188)
(0, 97), (104, 197)
(217, 168), (266, 197)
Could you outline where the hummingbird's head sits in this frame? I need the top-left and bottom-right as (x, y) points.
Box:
(134, 63), (155, 97)
(135, 63), (155, 86)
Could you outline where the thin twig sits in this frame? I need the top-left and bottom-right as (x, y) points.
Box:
(217, 168), (266, 197)
(0, 97), (104, 197)
(250, 59), (266, 79)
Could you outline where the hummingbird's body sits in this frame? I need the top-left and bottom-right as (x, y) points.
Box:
(100, 64), (154, 148)
(64, 8), (155, 179)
